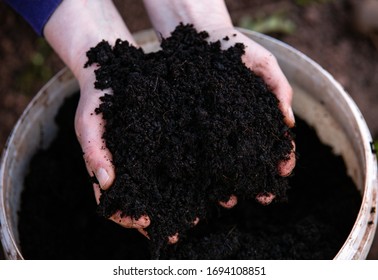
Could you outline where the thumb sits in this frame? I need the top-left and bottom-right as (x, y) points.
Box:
(83, 139), (115, 190)
(75, 95), (115, 190)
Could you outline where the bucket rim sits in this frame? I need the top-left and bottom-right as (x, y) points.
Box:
(0, 67), (71, 260)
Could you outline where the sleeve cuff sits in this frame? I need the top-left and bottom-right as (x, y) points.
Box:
(4, 0), (63, 36)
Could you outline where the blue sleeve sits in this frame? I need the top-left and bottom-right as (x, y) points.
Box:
(4, 0), (63, 36)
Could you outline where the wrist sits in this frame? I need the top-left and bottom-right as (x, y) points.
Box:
(143, 0), (233, 37)
(44, 0), (135, 83)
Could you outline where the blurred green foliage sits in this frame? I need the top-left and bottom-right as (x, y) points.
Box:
(17, 38), (53, 95)
(239, 12), (296, 35)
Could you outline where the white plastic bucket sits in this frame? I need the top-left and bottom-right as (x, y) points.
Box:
(1, 29), (377, 259)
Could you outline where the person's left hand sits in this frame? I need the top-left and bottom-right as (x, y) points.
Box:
(144, 0), (296, 207)
(207, 27), (296, 206)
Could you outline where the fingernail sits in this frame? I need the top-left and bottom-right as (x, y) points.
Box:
(256, 192), (275, 205)
(168, 233), (179, 244)
(219, 195), (238, 209)
(96, 168), (109, 189)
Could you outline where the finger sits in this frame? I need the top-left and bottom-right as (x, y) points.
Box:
(93, 184), (151, 228)
(242, 41), (296, 174)
(110, 212), (151, 229)
(219, 194), (238, 209)
(272, 77), (295, 128)
(255, 58), (295, 128)
(256, 192), (275, 205)
(192, 217), (200, 226)
(168, 233), (179, 244)
(109, 211), (139, 228)
(278, 140), (296, 177)
(137, 228), (150, 239)
(239, 33), (295, 128)
(93, 183), (102, 204)
(166, 218), (199, 245)
(75, 94), (115, 190)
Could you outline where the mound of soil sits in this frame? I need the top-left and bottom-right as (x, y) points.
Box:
(85, 24), (293, 254)
(18, 93), (361, 260)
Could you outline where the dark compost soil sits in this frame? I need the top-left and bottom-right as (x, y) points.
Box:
(85, 24), (294, 255)
(18, 92), (361, 260)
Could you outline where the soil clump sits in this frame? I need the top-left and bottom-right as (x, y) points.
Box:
(85, 24), (293, 255)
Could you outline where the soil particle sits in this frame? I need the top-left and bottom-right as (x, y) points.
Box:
(84, 24), (293, 256)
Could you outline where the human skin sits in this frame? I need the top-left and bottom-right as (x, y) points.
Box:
(44, 0), (295, 243)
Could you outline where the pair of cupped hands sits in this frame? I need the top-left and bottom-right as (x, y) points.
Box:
(44, 0), (295, 244)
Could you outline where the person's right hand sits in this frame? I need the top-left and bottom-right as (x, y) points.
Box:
(74, 70), (151, 234)
(43, 0), (151, 236)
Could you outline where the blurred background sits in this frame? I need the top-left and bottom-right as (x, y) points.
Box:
(1, 0), (378, 259)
